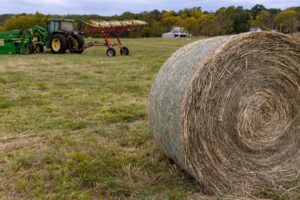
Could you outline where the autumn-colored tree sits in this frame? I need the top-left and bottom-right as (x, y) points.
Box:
(275, 9), (297, 33)
(4, 12), (50, 31)
(0, 5), (299, 38)
(0, 26), (3, 32)
(268, 8), (281, 30)
(199, 13), (216, 36)
(162, 11), (182, 31)
(181, 8), (192, 19)
(251, 10), (271, 29)
(251, 4), (266, 19)
(215, 7), (234, 35)
(191, 7), (202, 18)
(257, 10), (271, 28)
(180, 17), (199, 35)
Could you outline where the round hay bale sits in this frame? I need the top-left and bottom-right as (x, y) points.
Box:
(149, 32), (300, 195)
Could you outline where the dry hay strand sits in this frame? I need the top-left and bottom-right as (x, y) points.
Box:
(149, 32), (300, 195)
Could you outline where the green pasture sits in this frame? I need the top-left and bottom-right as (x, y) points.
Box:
(0, 37), (299, 199)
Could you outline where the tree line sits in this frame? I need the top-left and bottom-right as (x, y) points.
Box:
(0, 4), (299, 37)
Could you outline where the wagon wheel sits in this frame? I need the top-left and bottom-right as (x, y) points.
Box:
(106, 48), (116, 57)
(120, 47), (129, 56)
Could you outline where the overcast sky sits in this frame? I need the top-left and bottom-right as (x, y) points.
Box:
(0, 0), (299, 15)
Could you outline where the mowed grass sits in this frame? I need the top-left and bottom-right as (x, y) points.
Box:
(0, 37), (202, 200)
(0, 36), (300, 200)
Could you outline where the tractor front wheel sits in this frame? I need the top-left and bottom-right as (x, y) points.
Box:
(35, 43), (44, 53)
(51, 34), (67, 54)
(106, 48), (116, 57)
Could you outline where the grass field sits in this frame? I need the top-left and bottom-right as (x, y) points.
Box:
(0, 36), (299, 200)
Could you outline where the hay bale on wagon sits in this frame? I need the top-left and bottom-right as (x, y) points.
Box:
(89, 20), (112, 28)
(86, 20), (148, 28)
(149, 32), (300, 195)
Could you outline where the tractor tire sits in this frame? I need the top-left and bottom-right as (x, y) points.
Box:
(106, 48), (116, 57)
(35, 43), (44, 53)
(120, 47), (129, 56)
(72, 34), (84, 54)
(50, 34), (67, 54)
(68, 36), (76, 53)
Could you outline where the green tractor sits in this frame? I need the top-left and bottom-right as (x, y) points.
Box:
(0, 30), (34, 54)
(32, 18), (84, 54)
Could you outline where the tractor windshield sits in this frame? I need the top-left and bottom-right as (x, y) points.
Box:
(61, 22), (74, 32)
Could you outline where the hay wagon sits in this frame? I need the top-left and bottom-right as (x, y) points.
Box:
(79, 20), (147, 56)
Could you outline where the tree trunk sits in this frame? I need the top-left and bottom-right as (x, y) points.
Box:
(280, 23), (282, 33)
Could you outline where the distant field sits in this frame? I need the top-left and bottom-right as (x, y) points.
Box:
(0, 37), (299, 199)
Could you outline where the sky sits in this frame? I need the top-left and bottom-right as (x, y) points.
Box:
(0, 0), (299, 15)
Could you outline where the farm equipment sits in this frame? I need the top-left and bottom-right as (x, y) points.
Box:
(0, 30), (34, 54)
(31, 18), (84, 54)
(0, 18), (84, 55)
(79, 20), (147, 56)
(0, 18), (147, 56)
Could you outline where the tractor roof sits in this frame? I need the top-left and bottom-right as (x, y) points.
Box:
(48, 18), (74, 22)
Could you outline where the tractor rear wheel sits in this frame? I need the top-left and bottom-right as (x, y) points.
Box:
(51, 34), (67, 54)
(35, 43), (44, 53)
(106, 48), (116, 57)
(72, 34), (84, 54)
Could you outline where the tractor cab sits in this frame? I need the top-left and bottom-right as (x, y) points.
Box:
(47, 18), (75, 35)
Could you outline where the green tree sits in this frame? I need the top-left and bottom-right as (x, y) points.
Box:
(141, 26), (152, 37)
(149, 10), (163, 21)
(275, 9), (298, 33)
(268, 8), (281, 30)
(151, 20), (166, 37)
(119, 12), (136, 20)
(233, 7), (251, 33)
(251, 4), (266, 19)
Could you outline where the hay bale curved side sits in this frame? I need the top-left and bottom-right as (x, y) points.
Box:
(149, 35), (232, 166)
(149, 32), (300, 194)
